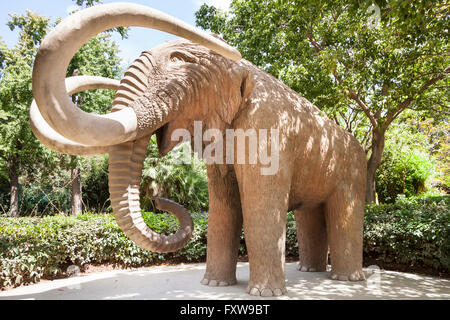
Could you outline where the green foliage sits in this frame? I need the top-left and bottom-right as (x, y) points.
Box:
(364, 195), (450, 271)
(0, 37), (6, 70)
(141, 136), (209, 213)
(11, 156), (113, 216)
(74, 0), (101, 6)
(285, 211), (299, 257)
(407, 116), (450, 192)
(0, 175), (9, 214)
(6, 11), (49, 48)
(376, 121), (436, 203)
(67, 33), (122, 114)
(17, 185), (72, 216)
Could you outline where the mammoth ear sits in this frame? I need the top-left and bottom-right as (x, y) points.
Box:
(240, 68), (255, 101)
(219, 65), (255, 125)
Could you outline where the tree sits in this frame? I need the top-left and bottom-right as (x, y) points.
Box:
(0, 12), (53, 217)
(0, 9), (123, 216)
(195, 0), (449, 202)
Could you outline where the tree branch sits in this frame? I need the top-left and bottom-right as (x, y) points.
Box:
(349, 108), (359, 131)
(385, 65), (450, 127)
(305, 13), (382, 130)
(307, 19), (322, 53)
(418, 65), (450, 93)
(348, 89), (378, 127)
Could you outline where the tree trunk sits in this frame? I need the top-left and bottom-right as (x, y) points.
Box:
(8, 164), (19, 217)
(365, 128), (386, 203)
(71, 158), (83, 215)
(70, 69), (83, 216)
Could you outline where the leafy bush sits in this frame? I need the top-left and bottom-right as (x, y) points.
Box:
(376, 123), (436, 203)
(364, 195), (449, 271)
(407, 117), (450, 193)
(141, 136), (209, 213)
(1, 196), (448, 289)
(377, 149), (435, 203)
(285, 212), (298, 257)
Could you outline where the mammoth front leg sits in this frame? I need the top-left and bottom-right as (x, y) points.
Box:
(201, 164), (243, 286)
(235, 164), (291, 297)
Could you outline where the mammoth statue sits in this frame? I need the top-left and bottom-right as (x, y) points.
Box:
(31, 3), (366, 296)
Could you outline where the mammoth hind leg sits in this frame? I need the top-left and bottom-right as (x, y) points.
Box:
(325, 186), (365, 281)
(294, 205), (328, 272)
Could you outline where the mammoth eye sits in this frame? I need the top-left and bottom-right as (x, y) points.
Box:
(171, 54), (183, 63)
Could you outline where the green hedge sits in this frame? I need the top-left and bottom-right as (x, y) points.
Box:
(0, 212), (211, 288)
(364, 195), (449, 271)
(1, 195), (448, 289)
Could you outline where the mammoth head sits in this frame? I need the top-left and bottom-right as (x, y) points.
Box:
(114, 39), (254, 156)
(30, 3), (249, 253)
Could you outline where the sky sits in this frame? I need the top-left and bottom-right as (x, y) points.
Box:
(0, 0), (232, 66)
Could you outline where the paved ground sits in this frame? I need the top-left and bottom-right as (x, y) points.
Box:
(0, 263), (449, 300)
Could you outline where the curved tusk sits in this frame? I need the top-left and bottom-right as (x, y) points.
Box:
(33, 3), (241, 147)
(30, 76), (120, 156)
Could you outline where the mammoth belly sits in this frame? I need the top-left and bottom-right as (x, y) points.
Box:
(288, 152), (344, 209)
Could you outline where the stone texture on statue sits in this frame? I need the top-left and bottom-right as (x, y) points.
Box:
(31, 3), (366, 297)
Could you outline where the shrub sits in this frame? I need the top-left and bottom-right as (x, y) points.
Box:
(0, 212), (212, 288)
(364, 195), (449, 271)
(377, 149), (435, 203)
(376, 123), (436, 203)
(141, 136), (209, 213)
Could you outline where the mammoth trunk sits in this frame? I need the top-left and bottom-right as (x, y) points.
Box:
(108, 136), (193, 253)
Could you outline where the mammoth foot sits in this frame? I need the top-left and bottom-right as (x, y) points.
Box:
(297, 264), (327, 272)
(201, 277), (236, 287)
(330, 269), (366, 281)
(246, 285), (287, 297)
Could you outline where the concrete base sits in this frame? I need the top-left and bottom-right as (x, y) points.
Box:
(0, 263), (449, 300)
